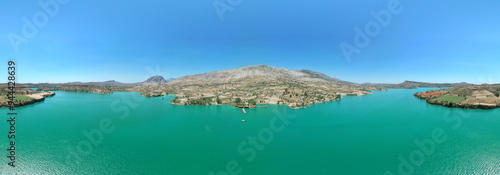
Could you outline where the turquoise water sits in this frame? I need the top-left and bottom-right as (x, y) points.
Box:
(1, 88), (499, 174)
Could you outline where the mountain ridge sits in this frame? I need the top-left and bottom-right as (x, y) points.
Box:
(168, 65), (350, 85)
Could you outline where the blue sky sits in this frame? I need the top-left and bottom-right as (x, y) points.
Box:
(1, 0), (499, 84)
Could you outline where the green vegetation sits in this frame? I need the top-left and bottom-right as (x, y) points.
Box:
(433, 95), (466, 103)
(3, 95), (34, 102)
(248, 99), (256, 106)
(416, 85), (500, 109)
(187, 97), (212, 105)
(450, 88), (473, 97)
(216, 96), (222, 104)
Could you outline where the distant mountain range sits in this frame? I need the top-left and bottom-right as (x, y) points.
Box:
(22, 76), (175, 89)
(18, 65), (475, 92)
(361, 81), (473, 89)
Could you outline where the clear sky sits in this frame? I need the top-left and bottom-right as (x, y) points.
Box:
(1, 0), (499, 84)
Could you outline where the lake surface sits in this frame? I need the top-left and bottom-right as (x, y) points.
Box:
(1, 88), (499, 174)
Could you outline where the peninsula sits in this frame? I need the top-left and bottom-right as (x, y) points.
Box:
(0, 86), (55, 108)
(415, 84), (500, 109)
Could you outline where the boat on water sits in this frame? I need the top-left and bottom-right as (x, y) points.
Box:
(242, 108), (246, 113)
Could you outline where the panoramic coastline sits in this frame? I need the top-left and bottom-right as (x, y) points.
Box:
(2, 88), (499, 174)
(6, 65), (498, 110)
(2, 0), (500, 174)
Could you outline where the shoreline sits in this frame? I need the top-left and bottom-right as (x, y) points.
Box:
(169, 93), (353, 109)
(414, 93), (499, 110)
(0, 91), (55, 108)
(10, 89), (498, 110)
(28, 88), (497, 110)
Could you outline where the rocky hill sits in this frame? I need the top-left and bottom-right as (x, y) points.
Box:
(139, 75), (170, 86)
(169, 65), (351, 85)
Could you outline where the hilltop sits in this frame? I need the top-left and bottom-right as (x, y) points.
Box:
(168, 65), (346, 85)
(139, 76), (171, 86)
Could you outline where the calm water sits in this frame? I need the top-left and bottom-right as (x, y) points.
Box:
(1, 88), (499, 174)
